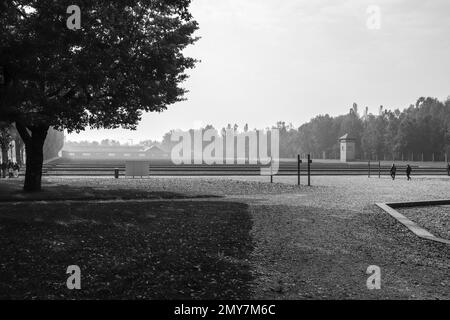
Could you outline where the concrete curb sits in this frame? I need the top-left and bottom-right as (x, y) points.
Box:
(376, 201), (450, 245)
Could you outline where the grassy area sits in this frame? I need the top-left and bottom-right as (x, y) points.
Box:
(0, 199), (253, 299)
(1, 176), (449, 299)
(0, 179), (219, 202)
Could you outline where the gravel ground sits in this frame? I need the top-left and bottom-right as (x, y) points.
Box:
(2, 175), (450, 299)
(398, 206), (450, 240)
(232, 176), (450, 299)
(0, 200), (253, 299)
(39, 176), (306, 197)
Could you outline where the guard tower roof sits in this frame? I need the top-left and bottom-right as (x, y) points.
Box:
(339, 133), (355, 141)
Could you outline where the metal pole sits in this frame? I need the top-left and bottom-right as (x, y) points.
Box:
(378, 161), (381, 178)
(307, 154), (311, 186)
(270, 156), (273, 183)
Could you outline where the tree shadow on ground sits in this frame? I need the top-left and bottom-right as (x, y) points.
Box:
(0, 200), (253, 299)
(0, 179), (219, 201)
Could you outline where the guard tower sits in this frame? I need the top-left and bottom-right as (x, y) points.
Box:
(339, 134), (355, 162)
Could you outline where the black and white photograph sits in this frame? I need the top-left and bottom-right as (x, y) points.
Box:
(0, 0), (449, 316)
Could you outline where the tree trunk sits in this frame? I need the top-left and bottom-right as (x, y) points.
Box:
(15, 137), (24, 165)
(1, 147), (7, 178)
(15, 124), (49, 192)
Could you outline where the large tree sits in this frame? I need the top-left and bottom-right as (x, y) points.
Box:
(0, 0), (198, 191)
(0, 122), (12, 177)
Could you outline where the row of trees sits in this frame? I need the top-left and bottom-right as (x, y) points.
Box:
(145, 96), (450, 161)
(290, 97), (450, 161)
(65, 139), (124, 147)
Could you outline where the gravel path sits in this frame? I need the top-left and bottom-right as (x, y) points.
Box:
(7, 176), (450, 299)
(398, 206), (450, 240)
(227, 176), (450, 299)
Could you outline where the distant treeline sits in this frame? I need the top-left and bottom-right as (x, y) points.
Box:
(292, 96), (450, 161)
(146, 96), (450, 161)
(65, 139), (125, 147)
(66, 96), (450, 161)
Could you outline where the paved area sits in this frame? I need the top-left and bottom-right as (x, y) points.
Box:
(52, 176), (450, 299)
(1, 176), (449, 299)
(225, 176), (450, 299)
(398, 205), (450, 240)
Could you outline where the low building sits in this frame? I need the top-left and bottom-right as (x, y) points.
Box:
(62, 144), (170, 160)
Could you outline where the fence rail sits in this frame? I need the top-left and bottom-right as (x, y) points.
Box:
(36, 157), (450, 177)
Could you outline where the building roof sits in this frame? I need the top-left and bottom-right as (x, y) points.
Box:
(143, 145), (167, 153)
(339, 133), (355, 141)
(63, 144), (168, 154)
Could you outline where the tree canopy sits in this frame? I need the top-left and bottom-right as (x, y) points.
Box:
(0, 0), (198, 131)
(0, 0), (198, 190)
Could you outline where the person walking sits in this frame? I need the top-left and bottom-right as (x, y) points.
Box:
(390, 163), (397, 180)
(406, 164), (412, 181)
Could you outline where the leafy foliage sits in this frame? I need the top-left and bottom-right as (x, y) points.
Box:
(272, 97), (450, 160)
(0, 0), (198, 132)
(0, 1), (198, 190)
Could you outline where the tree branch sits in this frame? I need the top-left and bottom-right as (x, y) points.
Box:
(14, 121), (31, 145)
(11, 1), (29, 20)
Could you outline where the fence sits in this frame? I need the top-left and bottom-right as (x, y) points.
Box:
(304, 151), (449, 162)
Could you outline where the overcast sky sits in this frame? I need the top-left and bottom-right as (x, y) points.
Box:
(67, 0), (450, 143)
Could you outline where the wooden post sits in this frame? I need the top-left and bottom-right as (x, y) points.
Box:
(368, 160), (371, 178)
(378, 161), (381, 178)
(297, 154), (302, 186)
(270, 156), (273, 183)
(307, 154), (312, 186)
